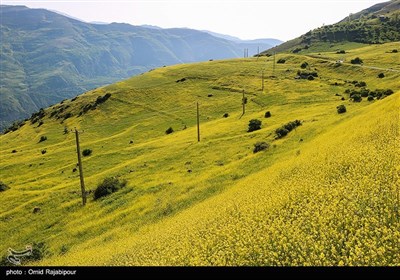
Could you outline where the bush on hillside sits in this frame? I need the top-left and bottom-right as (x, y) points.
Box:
(300, 62), (309, 69)
(248, 119), (262, 132)
(82, 149), (92, 157)
(275, 120), (302, 139)
(165, 127), (174, 134)
(275, 127), (289, 138)
(337, 105), (346, 114)
(253, 142), (270, 153)
(350, 57), (363, 64)
(351, 94), (362, 102)
(277, 59), (286, 64)
(264, 111), (271, 118)
(95, 93), (112, 105)
(354, 81), (366, 87)
(93, 177), (127, 200)
(4, 120), (25, 134)
(28, 242), (49, 262)
(223, 113), (229, 118)
(378, 73), (385, 78)
(0, 181), (10, 192)
(38, 136), (47, 143)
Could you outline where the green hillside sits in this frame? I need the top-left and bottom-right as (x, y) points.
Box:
(0, 5), (279, 132)
(262, 0), (400, 55)
(0, 42), (399, 266)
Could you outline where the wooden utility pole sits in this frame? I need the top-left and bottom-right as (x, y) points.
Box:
(273, 52), (276, 75)
(196, 102), (200, 142)
(74, 128), (87, 206)
(261, 70), (264, 92)
(242, 90), (246, 115)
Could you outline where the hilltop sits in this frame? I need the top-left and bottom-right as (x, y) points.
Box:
(0, 42), (399, 266)
(0, 5), (281, 131)
(262, 0), (400, 54)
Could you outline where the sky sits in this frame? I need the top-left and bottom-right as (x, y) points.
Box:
(1, 0), (387, 41)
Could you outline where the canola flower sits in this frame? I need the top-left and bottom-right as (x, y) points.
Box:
(40, 93), (399, 266)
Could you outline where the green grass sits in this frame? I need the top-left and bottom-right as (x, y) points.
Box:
(0, 43), (399, 266)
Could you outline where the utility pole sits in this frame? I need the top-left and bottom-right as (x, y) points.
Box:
(242, 90), (246, 115)
(196, 102), (200, 142)
(261, 70), (264, 92)
(74, 128), (87, 206)
(273, 52), (276, 75)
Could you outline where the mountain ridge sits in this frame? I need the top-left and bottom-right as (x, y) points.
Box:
(0, 5), (281, 131)
(262, 0), (400, 55)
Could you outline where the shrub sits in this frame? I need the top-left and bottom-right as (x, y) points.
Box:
(39, 136), (47, 143)
(63, 126), (69, 134)
(275, 127), (289, 138)
(12, 149), (17, 153)
(165, 127), (174, 134)
(355, 81), (366, 87)
(350, 57), (363, 64)
(352, 94), (362, 102)
(336, 50), (346, 54)
(95, 93), (112, 105)
(367, 95), (374, 101)
(223, 113), (229, 118)
(82, 149), (92, 157)
(41, 150), (47, 155)
(296, 71), (318, 79)
(253, 142), (269, 153)
(93, 177), (127, 200)
(275, 120), (302, 138)
(300, 62), (309, 69)
(277, 59), (286, 64)
(307, 75), (315, 81)
(28, 242), (48, 262)
(248, 119), (262, 132)
(63, 112), (73, 120)
(292, 48), (302, 53)
(0, 181), (10, 192)
(264, 111), (271, 118)
(337, 105), (346, 114)
(378, 73), (385, 78)
(4, 120), (25, 134)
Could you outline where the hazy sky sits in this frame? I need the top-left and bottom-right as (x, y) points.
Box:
(1, 0), (386, 41)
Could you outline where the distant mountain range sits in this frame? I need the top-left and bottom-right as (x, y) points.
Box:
(0, 5), (282, 131)
(262, 0), (400, 54)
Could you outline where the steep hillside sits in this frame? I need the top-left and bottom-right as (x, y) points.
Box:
(0, 43), (399, 266)
(0, 5), (281, 131)
(262, 0), (400, 55)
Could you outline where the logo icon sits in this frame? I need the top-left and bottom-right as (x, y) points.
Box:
(7, 246), (32, 265)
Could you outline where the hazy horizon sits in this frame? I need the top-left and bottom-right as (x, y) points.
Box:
(1, 0), (386, 41)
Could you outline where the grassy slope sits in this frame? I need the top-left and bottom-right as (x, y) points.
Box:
(0, 43), (399, 266)
(262, 0), (400, 55)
